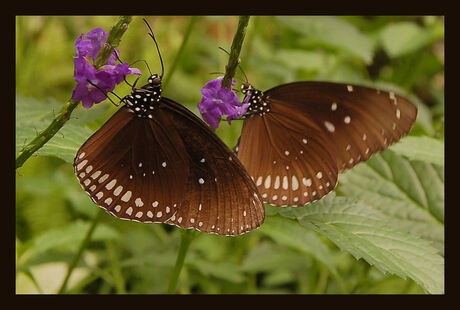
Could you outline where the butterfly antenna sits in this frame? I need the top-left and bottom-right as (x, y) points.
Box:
(143, 18), (164, 78)
(218, 47), (249, 83)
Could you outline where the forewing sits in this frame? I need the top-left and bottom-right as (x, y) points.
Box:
(161, 98), (265, 236)
(74, 106), (189, 223)
(265, 81), (417, 171)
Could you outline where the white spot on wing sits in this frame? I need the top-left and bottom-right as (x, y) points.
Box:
(121, 191), (132, 202)
(291, 176), (299, 190)
(98, 174), (109, 183)
(113, 186), (123, 196)
(324, 121), (335, 132)
(303, 178), (312, 187)
(135, 198), (144, 207)
(105, 179), (117, 190)
(264, 175), (271, 189)
(95, 191), (103, 200)
(282, 176), (288, 190)
(274, 176), (280, 189)
(76, 160), (88, 171)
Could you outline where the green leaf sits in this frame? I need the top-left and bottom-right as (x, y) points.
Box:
(339, 150), (444, 254)
(16, 96), (94, 163)
(379, 22), (438, 58)
(259, 216), (341, 282)
(241, 242), (311, 273)
(274, 196), (444, 294)
(190, 259), (245, 283)
(273, 49), (335, 73)
(389, 136), (444, 166)
(17, 221), (119, 269)
(276, 16), (375, 64)
(16, 120), (93, 163)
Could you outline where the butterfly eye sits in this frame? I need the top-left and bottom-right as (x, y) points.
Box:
(148, 75), (161, 85)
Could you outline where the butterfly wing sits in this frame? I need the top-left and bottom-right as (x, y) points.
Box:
(238, 100), (339, 206)
(237, 81), (417, 207)
(264, 82), (417, 171)
(74, 105), (190, 222)
(161, 97), (265, 236)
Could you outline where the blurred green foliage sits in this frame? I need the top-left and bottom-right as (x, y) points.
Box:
(16, 16), (444, 294)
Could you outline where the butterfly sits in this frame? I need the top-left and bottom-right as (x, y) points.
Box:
(73, 21), (264, 236)
(235, 81), (417, 207)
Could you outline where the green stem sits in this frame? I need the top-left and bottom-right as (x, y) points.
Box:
(167, 229), (195, 294)
(163, 16), (197, 89)
(107, 240), (126, 294)
(58, 210), (103, 294)
(15, 16), (132, 169)
(314, 266), (329, 294)
(221, 16), (250, 89)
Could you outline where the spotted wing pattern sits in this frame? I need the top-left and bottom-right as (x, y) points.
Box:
(162, 98), (265, 236)
(237, 81), (417, 207)
(74, 106), (189, 223)
(74, 99), (265, 236)
(265, 82), (417, 172)
(238, 100), (338, 206)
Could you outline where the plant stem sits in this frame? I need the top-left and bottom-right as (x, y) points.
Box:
(221, 16), (250, 89)
(167, 229), (195, 294)
(15, 16), (132, 169)
(58, 210), (103, 294)
(163, 16), (197, 89)
(106, 240), (126, 294)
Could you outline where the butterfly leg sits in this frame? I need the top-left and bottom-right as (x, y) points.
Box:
(86, 79), (125, 107)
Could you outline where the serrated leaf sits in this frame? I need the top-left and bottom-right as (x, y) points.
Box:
(389, 136), (444, 166)
(339, 150), (444, 254)
(273, 196), (444, 294)
(276, 16), (375, 64)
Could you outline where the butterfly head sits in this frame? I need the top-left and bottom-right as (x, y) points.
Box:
(147, 74), (162, 86)
(241, 83), (253, 95)
(241, 83), (270, 117)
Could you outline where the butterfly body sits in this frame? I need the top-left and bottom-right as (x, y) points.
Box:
(242, 84), (271, 117)
(123, 74), (162, 118)
(74, 74), (265, 236)
(237, 81), (417, 207)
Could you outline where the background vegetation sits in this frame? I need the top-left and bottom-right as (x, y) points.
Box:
(15, 16), (444, 294)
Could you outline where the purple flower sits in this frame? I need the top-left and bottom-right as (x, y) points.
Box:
(198, 77), (249, 129)
(71, 28), (141, 109)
